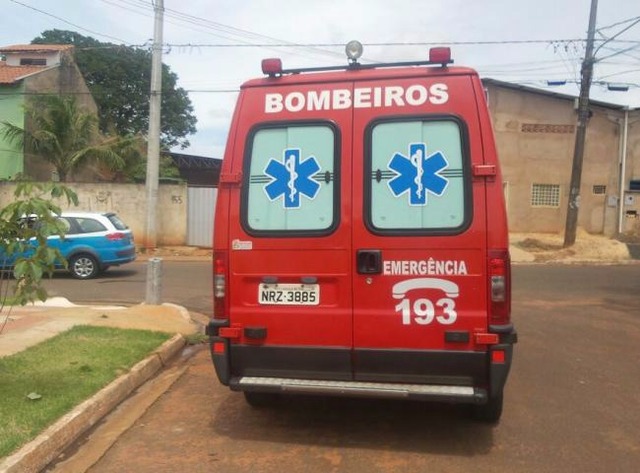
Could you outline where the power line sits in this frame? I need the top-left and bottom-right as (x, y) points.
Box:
(98, 0), (270, 47)
(595, 45), (640, 62)
(597, 68), (640, 80)
(594, 17), (640, 57)
(4, 1), (639, 99)
(103, 0), (347, 62)
(597, 15), (640, 32)
(7, 0), (130, 44)
(100, 39), (640, 48)
(10, 1), (640, 51)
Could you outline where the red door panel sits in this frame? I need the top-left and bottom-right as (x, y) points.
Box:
(225, 83), (354, 378)
(351, 76), (489, 375)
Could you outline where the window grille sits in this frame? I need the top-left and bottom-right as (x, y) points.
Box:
(20, 58), (46, 66)
(531, 184), (560, 208)
(592, 185), (606, 195)
(521, 124), (575, 134)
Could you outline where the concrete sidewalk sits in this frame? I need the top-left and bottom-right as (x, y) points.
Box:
(0, 297), (201, 358)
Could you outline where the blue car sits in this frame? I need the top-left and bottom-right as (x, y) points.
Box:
(2, 211), (136, 279)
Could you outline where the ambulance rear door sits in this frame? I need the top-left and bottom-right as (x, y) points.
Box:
(225, 81), (354, 382)
(351, 74), (490, 387)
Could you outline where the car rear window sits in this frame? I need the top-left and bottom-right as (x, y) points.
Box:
(76, 218), (107, 233)
(56, 217), (72, 233)
(106, 214), (129, 230)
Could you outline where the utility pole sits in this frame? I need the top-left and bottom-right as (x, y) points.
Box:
(563, 0), (598, 247)
(145, 0), (164, 250)
(145, 0), (163, 304)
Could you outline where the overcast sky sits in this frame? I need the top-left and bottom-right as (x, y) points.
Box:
(2, 0), (639, 158)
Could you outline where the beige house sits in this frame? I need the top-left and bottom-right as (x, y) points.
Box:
(483, 79), (640, 237)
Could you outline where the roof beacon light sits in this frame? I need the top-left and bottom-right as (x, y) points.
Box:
(262, 58), (283, 77)
(345, 40), (363, 64)
(429, 47), (452, 65)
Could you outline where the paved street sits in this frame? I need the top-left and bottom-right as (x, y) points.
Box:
(45, 263), (640, 473)
(40, 260), (213, 315)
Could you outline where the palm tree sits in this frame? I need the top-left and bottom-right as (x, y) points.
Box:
(1, 95), (138, 182)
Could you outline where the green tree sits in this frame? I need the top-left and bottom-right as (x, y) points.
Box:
(32, 29), (197, 150)
(0, 95), (138, 182)
(97, 140), (181, 183)
(0, 180), (78, 308)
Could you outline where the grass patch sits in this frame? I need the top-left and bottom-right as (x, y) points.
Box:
(184, 331), (208, 345)
(0, 325), (171, 457)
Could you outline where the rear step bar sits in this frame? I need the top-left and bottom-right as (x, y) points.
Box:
(233, 377), (486, 403)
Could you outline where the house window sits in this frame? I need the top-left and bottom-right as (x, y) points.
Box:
(521, 124), (575, 134)
(531, 184), (561, 208)
(592, 185), (606, 195)
(20, 58), (47, 66)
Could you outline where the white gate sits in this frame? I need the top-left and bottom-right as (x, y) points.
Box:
(187, 187), (217, 247)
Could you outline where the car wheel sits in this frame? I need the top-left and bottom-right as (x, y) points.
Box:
(472, 392), (503, 424)
(69, 254), (99, 279)
(243, 391), (279, 408)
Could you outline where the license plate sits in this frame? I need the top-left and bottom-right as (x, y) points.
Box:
(258, 284), (320, 305)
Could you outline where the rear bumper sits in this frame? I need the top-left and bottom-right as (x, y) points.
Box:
(103, 247), (136, 265)
(208, 321), (517, 404)
(230, 376), (487, 404)
(115, 247), (136, 259)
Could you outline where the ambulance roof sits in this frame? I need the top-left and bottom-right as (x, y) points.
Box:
(241, 65), (479, 89)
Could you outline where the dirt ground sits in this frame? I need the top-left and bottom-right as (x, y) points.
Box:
(510, 228), (631, 263)
(138, 246), (212, 259)
(138, 232), (633, 264)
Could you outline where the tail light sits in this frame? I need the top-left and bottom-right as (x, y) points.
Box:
(213, 251), (228, 320)
(488, 249), (511, 325)
(106, 232), (127, 241)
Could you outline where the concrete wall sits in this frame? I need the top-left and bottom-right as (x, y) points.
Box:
(485, 83), (637, 236)
(621, 115), (640, 233)
(0, 182), (188, 247)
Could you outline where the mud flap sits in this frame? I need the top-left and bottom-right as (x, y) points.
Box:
(209, 336), (231, 386)
(490, 343), (514, 398)
(206, 320), (231, 386)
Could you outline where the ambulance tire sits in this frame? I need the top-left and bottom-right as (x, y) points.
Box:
(472, 392), (503, 424)
(243, 391), (279, 408)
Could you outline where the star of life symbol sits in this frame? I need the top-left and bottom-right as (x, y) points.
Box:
(388, 143), (449, 206)
(264, 148), (321, 208)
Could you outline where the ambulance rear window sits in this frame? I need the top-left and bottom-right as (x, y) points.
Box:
(366, 118), (469, 233)
(243, 124), (338, 234)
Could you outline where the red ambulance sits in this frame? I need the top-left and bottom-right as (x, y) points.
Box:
(208, 42), (517, 422)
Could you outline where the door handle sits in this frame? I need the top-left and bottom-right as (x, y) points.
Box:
(357, 250), (382, 274)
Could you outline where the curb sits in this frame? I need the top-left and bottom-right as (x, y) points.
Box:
(161, 302), (192, 323)
(0, 334), (186, 473)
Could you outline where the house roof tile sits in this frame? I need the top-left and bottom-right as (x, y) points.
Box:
(0, 44), (74, 53)
(0, 62), (48, 84)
